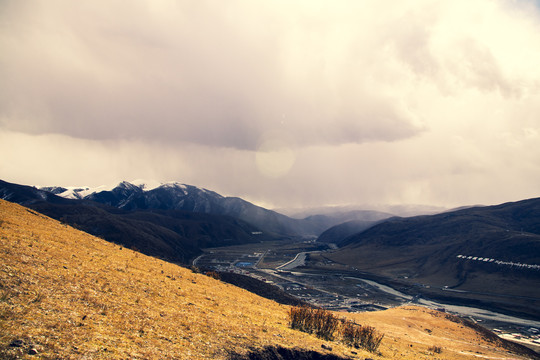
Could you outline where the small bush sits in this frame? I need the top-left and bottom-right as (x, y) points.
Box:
(355, 324), (384, 353)
(313, 308), (340, 340)
(289, 306), (315, 332)
(341, 320), (360, 347)
(289, 306), (339, 340)
(205, 271), (221, 280)
(341, 320), (384, 353)
(428, 345), (442, 354)
(288, 306), (384, 352)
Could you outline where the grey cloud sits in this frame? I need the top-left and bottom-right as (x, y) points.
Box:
(2, 0), (540, 211)
(0, 1), (425, 150)
(444, 37), (518, 97)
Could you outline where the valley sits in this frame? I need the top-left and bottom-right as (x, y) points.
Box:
(194, 239), (540, 351)
(5, 199), (540, 359)
(2, 178), (540, 357)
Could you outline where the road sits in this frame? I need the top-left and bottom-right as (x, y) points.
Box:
(276, 252), (308, 270)
(274, 251), (540, 328)
(192, 254), (204, 267)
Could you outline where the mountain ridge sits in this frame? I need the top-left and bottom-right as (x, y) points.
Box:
(38, 180), (386, 237)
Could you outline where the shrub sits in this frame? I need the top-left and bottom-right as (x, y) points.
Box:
(341, 320), (360, 347)
(340, 320), (384, 353)
(205, 271), (221, 280)
(289, 306), (315, 332)
(428, 345), (442, 354)
(289, 306), (339, 340)
(313, 308), (340, 340)
(288, 306), (384, 352)
(354, 324), (384, 353)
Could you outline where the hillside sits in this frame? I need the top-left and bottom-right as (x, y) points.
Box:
(1, 179), (273, 264)
(317, 219), (387, 244)
(323, 198), (540, 319)
(1, 199), (538, 359)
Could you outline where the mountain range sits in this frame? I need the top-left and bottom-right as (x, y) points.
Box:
(1, 179), (267, 263)
(39, 180), (390, 237)
(0, 179), (386, 264)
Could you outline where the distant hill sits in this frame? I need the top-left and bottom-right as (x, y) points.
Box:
(301, 210), (393, 237)
(1, 199), (536, 360)
(323, 197), (540, 319)
(339, 197), (540, 262)
(317, 218), (388, 244)
(277, 204), (443, 218)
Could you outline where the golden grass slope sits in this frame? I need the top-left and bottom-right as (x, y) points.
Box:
(0, 199), (535, 360)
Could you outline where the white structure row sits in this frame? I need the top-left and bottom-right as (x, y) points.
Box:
(456, 255), (540, 270)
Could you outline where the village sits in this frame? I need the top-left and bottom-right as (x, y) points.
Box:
(193, 242), (540, 353)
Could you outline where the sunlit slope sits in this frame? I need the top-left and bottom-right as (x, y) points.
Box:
(348, 306), (538, 359)
(0, 200), (536, 359)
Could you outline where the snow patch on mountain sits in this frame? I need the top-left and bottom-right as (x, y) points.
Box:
(45, 184), (113, 199)
(130, 179), (163, 191)
(45, 180), (219, 202)
(160, 182), (188, 192)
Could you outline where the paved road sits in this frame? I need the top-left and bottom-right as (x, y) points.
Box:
(192, 254), (204, 267)
(276, 252), (308, 270)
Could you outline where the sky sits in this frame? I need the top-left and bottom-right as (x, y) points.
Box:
(1, 0), (540, 210)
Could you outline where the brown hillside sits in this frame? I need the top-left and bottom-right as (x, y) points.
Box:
(0, 199), (536, 359)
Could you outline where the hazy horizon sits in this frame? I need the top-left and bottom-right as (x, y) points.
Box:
(2, 1), (540, 210)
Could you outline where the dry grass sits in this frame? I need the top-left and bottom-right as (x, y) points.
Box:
(0, 200), (364, 359)
(0, 200), (536, 359)
(342, 306), (538, 359)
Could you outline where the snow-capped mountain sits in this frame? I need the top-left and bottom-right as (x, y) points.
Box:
(1, 179), (266, 264)
(41, 180), (214, 206)
(40, 185), (111, 200)
(39, 180), (310, 236)
(81, 181), (226, 214)
(36, 180), (387, 237)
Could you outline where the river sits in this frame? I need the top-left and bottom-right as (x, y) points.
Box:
(346, 276), (540, 328)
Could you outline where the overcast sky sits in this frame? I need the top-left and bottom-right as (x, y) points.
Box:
(1, 0), (540, 210)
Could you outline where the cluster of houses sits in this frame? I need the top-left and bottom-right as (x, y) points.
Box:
(456, 255), (540, 270)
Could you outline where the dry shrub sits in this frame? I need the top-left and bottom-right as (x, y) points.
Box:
(205, 271), (221, 280)
(341, 320), (384, 353)
(289, 306), (339, 340)
(341, 320), (360, 347)
(289, 306), (384, 352)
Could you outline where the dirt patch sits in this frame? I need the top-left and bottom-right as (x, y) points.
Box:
(228, 346), (353, 360)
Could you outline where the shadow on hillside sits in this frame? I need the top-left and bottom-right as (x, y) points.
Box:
(217, 272), (310, 307)
(228, 346), (352, 360)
